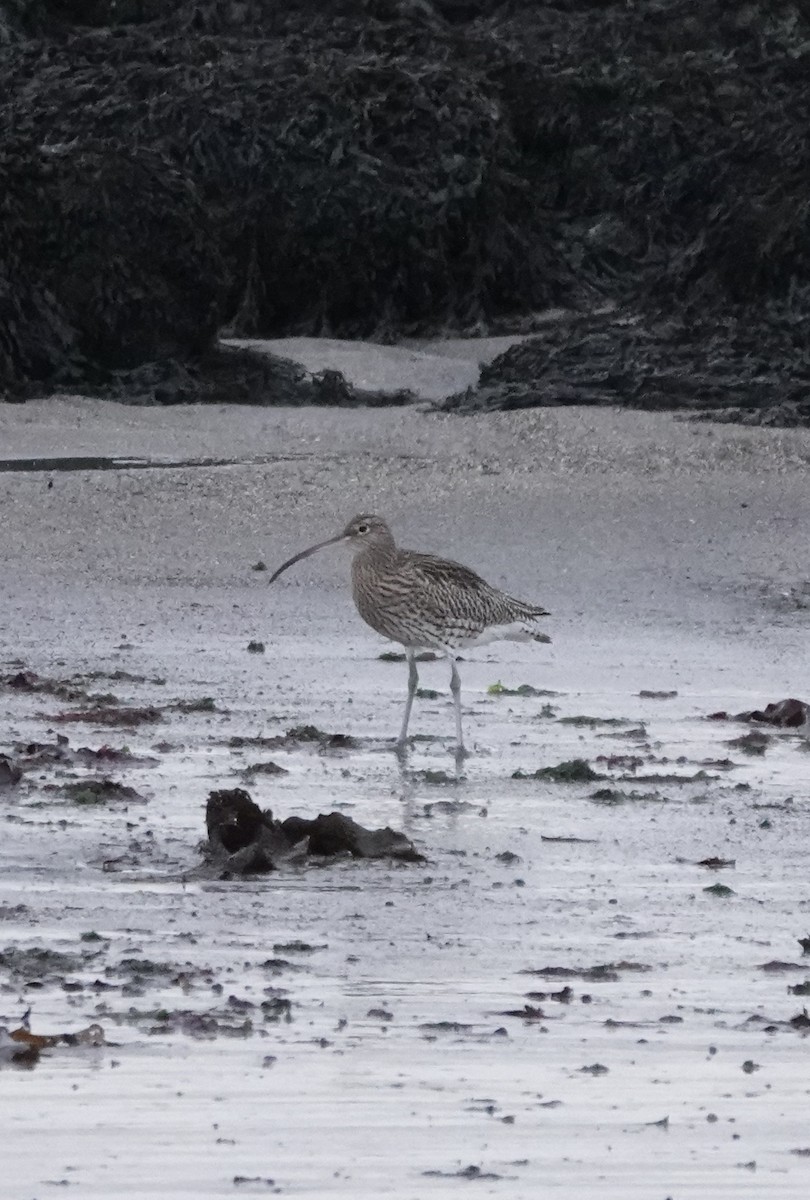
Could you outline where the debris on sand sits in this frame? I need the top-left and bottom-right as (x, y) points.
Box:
(54, 705), (163, 727)
(744, 1010), (810, 1034)
(238, 726), (358, 753)
(229, 735), (282, 749)
(1, 669), (87, 701)
(498, 1004), (548, 1022)
(283, 813), (423, 862)
(589, 787), (665, 805)
(171, 696), (218, 713)
(488, 681), (557, 697)
(204, 789), (302, 872)
(513, 759), (602, 783)
(727, 730), (771, 755)
(412, 769), (459, 787)
(76, 744), (158, 767)
(620, 769), (715, 784)
(202, 788), (424, 876)
(379, 651), (437, 664)
(143, 1007), (279, 1038)
(525, 986), (575, 1004)
(558, 715), (633, 728)
(0, 1021), (105, 1069)
(744, 698), (810, 729)
(540, 833), (596, 844)
(595, 753), (645, 771)
(3, 670), (158, 716)
(242, 760), (289, 779)
(521, 962), (651, 983)
(61, 779), (146, 806)
(0, 945), (89, 986)
(0, 755), (22, 788)
(423, 1166), (503, 1182)
(287, 725), (356, 749)
(10, 738), (157, 772)
(709, 698), (810, 727)
(0, 1028), (40, 1068)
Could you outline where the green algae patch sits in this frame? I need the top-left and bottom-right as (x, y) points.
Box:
(513, 759), (602, 783)
(63, 779), (145, 805)
(590, 787), (666, 805)
(704, 883), (735, 898)
(488, 681), (558, 697)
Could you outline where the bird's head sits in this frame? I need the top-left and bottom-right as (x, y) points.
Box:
(341, 513), (394, 550)
(268, 514), (395, 583)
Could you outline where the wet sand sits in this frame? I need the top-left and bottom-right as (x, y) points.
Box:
(1, 381), (810, 1198)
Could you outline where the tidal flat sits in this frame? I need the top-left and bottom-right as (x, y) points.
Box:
(1, 376), (810, 1198)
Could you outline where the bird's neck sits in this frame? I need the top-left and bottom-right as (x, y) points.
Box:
(353, 536), (398, 572)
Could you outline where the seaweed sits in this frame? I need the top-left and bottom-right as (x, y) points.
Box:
(0, 1), (561, 396)
(513, 758), (602, 783)
(437, 311), (810, 425)
(3, 1), (810, 419)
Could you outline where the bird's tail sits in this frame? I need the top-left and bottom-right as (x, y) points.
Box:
(467, 620), (552, 648)
(506, 598), (551, 620)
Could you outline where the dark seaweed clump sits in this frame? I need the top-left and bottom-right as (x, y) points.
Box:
(438, 313), (810, 426)
(2, 1), (810, 421)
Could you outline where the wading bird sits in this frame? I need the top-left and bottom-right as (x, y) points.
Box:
(269, 514), (550, 754)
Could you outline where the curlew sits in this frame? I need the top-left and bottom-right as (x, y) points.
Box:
(269, 514), (550, 754)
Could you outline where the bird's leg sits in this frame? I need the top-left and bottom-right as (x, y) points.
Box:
(447, 654), (467, 756)
(396, 649), (418, 751)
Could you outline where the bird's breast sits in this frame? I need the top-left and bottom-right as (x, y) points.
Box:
(351, 561), (435, 647)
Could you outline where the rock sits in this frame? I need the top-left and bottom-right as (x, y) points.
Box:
(203, 787), (424, 875)
(742, 698), (810, 728)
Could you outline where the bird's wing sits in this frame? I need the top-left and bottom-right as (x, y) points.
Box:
(399, 551), (492, 596)
(399, 552), (549, 622)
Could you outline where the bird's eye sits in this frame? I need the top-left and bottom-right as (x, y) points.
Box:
(357, 523), (370, 535)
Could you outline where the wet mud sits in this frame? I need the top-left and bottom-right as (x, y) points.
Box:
(1, 401), (810, 1198)
(3, 637), (810, 1197)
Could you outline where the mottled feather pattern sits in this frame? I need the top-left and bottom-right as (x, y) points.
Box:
(352, 547), (548, 651)
(270, 513), (549, 750)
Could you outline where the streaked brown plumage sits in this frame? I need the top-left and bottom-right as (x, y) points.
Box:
(269, 514), (550, 754)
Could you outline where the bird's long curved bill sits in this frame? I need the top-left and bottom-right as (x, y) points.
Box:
(268, 534), (347, 583)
